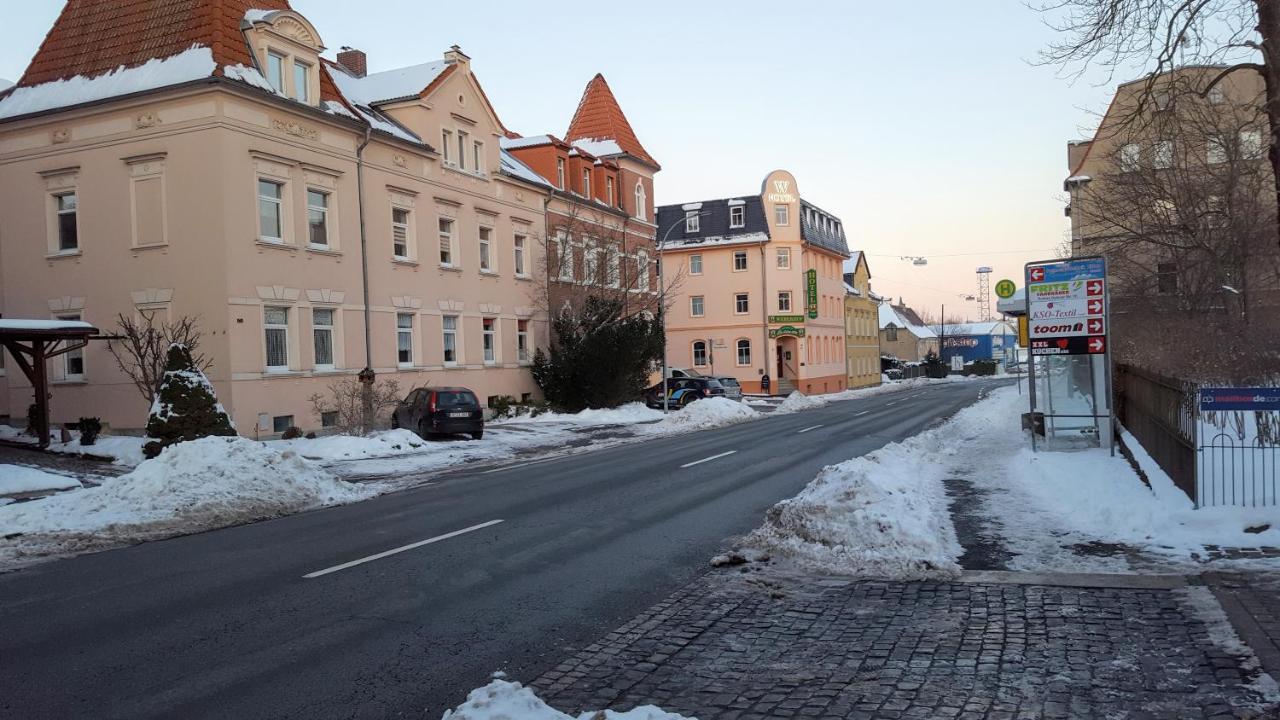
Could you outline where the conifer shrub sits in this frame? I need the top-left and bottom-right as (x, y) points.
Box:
(144, 344), (235, 458)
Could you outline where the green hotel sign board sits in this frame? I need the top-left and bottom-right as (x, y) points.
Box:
(768, 314), (805, 324)
(769, 325), (806, 339)
(805, 269), (818, 319)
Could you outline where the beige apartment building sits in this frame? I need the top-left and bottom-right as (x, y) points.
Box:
(843, 253), (880, 389)
(878, 301), (938, 362)
(0, 2), (564, 434)
(656, 170), (851, 395)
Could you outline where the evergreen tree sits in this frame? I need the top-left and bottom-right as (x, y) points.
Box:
(145, 344), (235, 457)
(532, 296), (664, 412)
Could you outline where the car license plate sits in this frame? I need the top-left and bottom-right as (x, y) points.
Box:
(449, 412), (470, 418)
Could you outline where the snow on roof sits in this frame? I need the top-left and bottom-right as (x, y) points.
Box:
(322, 100), (357, 120)
(659, 231), (770, 251)
(844, 282), (861, 296)
(0, 319), (95, 332)
(571, 137), (624, 157)
(0, 45), (215, 120)
(330, 60), (448, 106)
(242, 9), (280, 24)
(996, 288), (1026, 315)
(222, 63), (275, 94)
(499, 148), (553, 188)
(501, 134), (555, 150)
(0, 78), (13, 92)
(727, 198), (746, 206)
(878, 303), (935, 337)
(1065, 174), (1092, 183)
(351, 104), (421, 143)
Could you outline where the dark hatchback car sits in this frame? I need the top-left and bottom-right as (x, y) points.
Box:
(392, 387), (485, 440)
(643, 377), (727, 409)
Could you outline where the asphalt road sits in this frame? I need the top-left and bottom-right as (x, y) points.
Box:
(0, 379), (1005, 719)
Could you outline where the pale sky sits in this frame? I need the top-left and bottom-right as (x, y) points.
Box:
(0, 1), (1125, 320)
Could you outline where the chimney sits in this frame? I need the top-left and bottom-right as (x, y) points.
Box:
(443, 45), (470, 70)
(337, 47), (366, 78)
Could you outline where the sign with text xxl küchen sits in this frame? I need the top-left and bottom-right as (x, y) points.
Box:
(1025, 257), (1107, 356)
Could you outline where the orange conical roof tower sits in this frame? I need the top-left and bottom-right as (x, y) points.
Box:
(564, 73), (659, 170)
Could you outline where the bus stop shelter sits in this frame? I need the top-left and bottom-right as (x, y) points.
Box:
(0, 319), (99, 448)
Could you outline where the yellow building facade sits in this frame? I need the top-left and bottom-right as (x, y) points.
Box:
(842, 253), (880, 390)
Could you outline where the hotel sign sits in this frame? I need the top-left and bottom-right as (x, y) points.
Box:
(769, 325), (805, 339)
(766, 179), (796, 204)
(805, 269), (818, 319)
(768, 314), (805, 324)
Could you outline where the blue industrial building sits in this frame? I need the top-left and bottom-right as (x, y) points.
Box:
(934, 321), (1019, 367)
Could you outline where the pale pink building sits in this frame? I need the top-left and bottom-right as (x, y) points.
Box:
(0, 1), (563, 435)
(656, 170), (852, 395)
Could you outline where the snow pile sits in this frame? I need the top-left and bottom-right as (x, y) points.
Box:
(0, 425), (147, 466)
(0, 437), (370, 566)
(0, 466), (80, 496)
(495, 402), (662, 427)
(647, 397), (759, 433)
(441, 679), (693, 720)
(744, 414), (964, 579)
(0, 45), (216, 119)
(775, 391), (825, 413)
(270, 428), (427, 461)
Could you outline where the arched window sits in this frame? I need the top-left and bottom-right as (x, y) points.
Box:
(634, 181), (647, 221)
(736, 339), (751, 366)
(692, 340), (708, 367)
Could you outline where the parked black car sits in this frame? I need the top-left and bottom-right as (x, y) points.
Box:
(643, 377), (727, 409)
(392, 386), (485, 440)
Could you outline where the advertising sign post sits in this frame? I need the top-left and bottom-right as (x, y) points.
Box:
(1024, 256), (1113, 453)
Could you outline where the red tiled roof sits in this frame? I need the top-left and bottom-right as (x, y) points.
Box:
(564, 73), (658, 170)
(16, 0), (341, 102)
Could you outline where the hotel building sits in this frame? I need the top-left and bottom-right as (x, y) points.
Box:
(656, 170), (851, 395)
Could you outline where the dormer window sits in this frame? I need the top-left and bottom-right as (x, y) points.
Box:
(685, 211), (700, 233)
(582, 168), (591, 198)
(729, 205), (744, 228)
(267, 52), (285, 93)
(606, 176), (615, 206)
(556, 158), (566, 189)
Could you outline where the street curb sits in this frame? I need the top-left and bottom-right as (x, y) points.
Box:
(958, 569), (1186, 589)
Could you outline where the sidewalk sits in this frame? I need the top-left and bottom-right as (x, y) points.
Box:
(531, 567), (1276, 719)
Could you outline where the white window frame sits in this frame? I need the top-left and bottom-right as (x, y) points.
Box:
(776, 247), (791, 269)
(1207, 136), (1228, 165)
(517, 319), (530, 363)
(442, 315), (459, 366)
(396, 312), (414, 367)
(778, 291), (792, 312)
(264, 306), (290, 372)
(690, 295), (705, 317)
(635, 181), (647, 221)
(442, 129), (453, 165)
(1208, 85), (1226, 105)
(734, 292), (749, 315)
(479, 225), (494, 273)
(736, 339), (751, 367)
(293, 59), (311, 103)
(685, 211), (700, 233)
(775, 204), (789, 226)
(584, 239), (599, 284)
(607, 247), (620, 288)
(456, 130), (469, 171)
(1241, 129), (1265, 160)
(582, 168), (592, 198)
(689, 254), (703, 275)
(306, 188), (330, 249)
(392, 205), (412, 260)
(729, 205), (745, 228)
(55, 192), (79, 252)
(258, 179), (284, 243)
(438, 218), (455, 267)
(473, 140), (485, 174)
(692, 340), (708, 367)
(57, 313), (85, 380)
(312, 307), (335, 371)
(1119, 143), (1141, 171)
(556, 158), (566, 189)
(1152, 140), (1173, 170)
(266, 52), (285, 94)
(514, 233), (528, 277)
(482, 317), (497, 365)
(606, 176), (615, 206)
(637, 250), (650, 292)
(733, 250), (748, 272)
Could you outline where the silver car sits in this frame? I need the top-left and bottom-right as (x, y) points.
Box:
(715, 377), (744, 401)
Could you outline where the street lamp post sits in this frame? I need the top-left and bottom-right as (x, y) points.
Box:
(658, 211), (711, 414)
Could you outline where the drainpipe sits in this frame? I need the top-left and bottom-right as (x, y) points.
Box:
(355, 125), (375, 430)
(759, 240), (769, 392)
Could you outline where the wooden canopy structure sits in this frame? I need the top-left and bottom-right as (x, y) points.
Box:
(0, 319), (99, 448)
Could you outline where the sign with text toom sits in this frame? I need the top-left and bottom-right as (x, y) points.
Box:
(1025, 257), (1107, 356)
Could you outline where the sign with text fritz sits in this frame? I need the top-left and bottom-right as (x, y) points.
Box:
(805, 269), (818, 319)
(1025, 257), (1107, 356)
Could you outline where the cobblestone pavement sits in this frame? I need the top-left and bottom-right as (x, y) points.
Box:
(533, 569), (1279, 719)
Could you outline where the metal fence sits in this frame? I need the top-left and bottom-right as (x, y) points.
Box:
(1198, 430), (1279, 507)
(1114, 364), (1196, 498)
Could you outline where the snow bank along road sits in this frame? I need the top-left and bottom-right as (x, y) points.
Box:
(0, 379), (1005, 719)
